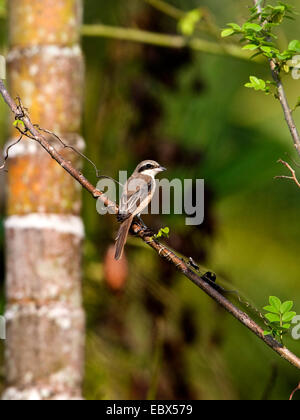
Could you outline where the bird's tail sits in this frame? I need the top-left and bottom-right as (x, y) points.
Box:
(114, 216), (133, 260)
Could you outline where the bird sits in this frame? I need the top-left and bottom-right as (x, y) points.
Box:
(115, 160), (166, 260)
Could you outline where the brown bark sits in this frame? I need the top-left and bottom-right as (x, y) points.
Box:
(3, 0), (85, 400)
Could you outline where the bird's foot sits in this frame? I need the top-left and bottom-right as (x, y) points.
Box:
(135, 215), (148, 229)
(142, 227), (155, 237)
(133, 216), (154, 237)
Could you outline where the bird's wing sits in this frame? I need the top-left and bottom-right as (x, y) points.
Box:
(119, 177), (153, 217)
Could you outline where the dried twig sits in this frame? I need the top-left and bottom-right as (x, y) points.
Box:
(1, 79), (300, 371)
(275, 159), (300, 188)
(0, 133), (23, 170)
(34, 125), (123, 186)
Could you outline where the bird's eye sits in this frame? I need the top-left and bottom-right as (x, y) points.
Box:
(138, 163), (155, 173)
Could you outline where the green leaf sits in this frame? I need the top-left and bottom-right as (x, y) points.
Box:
(243, 23), (262, 32)
(221, 28), (235, 38)
(263, 331), (272, 336)
(250, 75), (263, 85)
(245, 78), (266, 91)
(269, 296), (282, 312)
(288, 39), (300, 52)
(282, 311), (297, 322)
(261, 46), (279, 54)
(274, 5), (285, 13)
(265, 313), (281, 323)
(155, 226), (170, 240)
(282, 324), (291, 329)
(261, 46), (273, 53)
(13, 119), (25, 130)
(277, 49), (294, 60)
(245, 76), (266, 91)
(280, 301), (293, 314)
(227, 23), (242, 31)
(179, 9), (203, 36)
(243, 44), (259, 50)
(263, 305), (280, 314)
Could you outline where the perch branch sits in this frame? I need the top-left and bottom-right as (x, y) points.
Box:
(253, 0), (300, 155)
(1, 79), (300, 371)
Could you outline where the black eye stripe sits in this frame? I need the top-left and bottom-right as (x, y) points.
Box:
(138, 164), (155, 172)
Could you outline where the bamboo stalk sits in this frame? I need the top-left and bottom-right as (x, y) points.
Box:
(3, 0), (85, 401)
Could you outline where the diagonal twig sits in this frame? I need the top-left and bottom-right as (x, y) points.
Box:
(1, 79), (300, 371)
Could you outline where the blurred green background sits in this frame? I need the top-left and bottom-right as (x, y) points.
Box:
(1, 0), (300, 400)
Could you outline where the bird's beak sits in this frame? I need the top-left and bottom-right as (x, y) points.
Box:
(159, 166), (167, 172)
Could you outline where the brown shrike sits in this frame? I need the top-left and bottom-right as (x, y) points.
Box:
(115, 160), (166, 260)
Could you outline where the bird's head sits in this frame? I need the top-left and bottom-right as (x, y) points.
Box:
(134, 160), (166, 178)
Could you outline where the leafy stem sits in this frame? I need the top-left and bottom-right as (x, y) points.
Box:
(222, 1), (300, 156)
(263, 296), (297, 346)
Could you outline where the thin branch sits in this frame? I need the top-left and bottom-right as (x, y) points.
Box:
(143, 0), (221, 38)
(270, 65), (300, 155)
(81, 24), (260, 62)
(34, 125), (123, 186)
(143, 0), (183, 20)
(0, 133), (23, 171)
(253, 0), (300, 155)
(275, 159), (300, 188)
(1, 79), (300, 371)
(289, 382), (300, 400)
